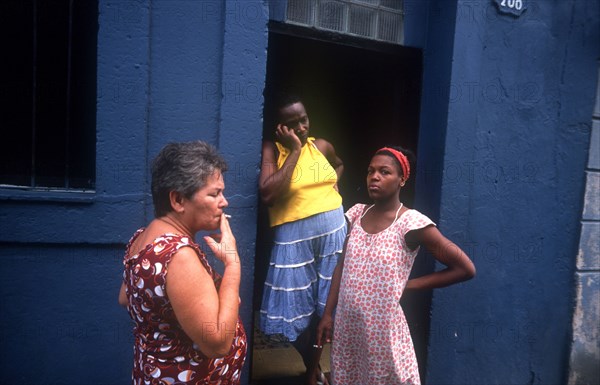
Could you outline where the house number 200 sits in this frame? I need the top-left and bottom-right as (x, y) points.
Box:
(500, 0), (523, 10)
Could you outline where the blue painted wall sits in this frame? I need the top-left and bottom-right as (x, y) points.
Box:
(421, 0), (599, 384)
(0, 1), (267, 383)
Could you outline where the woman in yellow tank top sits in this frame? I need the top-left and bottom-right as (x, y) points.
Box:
(259, 94), (347, 385)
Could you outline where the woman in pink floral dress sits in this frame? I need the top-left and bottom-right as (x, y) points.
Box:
(317, 146), (476, 385)
(118, 141), (246, 384)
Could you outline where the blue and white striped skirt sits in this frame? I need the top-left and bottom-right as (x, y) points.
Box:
(259, 206), (347, 341)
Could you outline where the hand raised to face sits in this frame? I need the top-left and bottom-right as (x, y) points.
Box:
(203, 213), (240, 267)
(275, 123), (303, 151)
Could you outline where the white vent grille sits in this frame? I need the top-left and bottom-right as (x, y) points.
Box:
(286, 0), (404, 44)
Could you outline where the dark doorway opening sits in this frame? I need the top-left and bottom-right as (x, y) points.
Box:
(253, 23), (430, 383)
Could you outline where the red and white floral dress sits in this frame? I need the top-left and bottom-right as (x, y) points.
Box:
(122, 230), (247, 385)
(331, 204), (435, 385)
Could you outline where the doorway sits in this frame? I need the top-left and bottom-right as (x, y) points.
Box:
(252, 23), (428, 383)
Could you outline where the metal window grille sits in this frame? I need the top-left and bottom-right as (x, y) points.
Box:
(286, 0), (404, 44)
(0, 0), (97, 190)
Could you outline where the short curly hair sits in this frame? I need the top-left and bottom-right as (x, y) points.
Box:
(151, 141), (228, 217)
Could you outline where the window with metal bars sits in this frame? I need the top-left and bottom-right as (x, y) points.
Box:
(285, 0), (404, 44)
(0, 0), (98, 190)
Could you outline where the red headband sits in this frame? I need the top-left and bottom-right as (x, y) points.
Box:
(377, 147), (410, 180)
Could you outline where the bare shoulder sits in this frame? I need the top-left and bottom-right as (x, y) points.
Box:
(313, 138), (335, 154)
(167, 246), (211, 284)
(170, 246), (199, 264)
(262, 140), (277, 153)
(261, 140), (278, 162)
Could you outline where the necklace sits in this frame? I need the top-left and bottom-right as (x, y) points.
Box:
(360, 203), (403, 222)
(158, 216), (193, 238)
(361, 203), (403, 245)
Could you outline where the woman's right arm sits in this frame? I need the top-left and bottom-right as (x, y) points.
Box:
(167, 215), (242, 358)
(259, 128), (302, 206)
(316, 248), (346, 346)
(316, 216), (353, 346)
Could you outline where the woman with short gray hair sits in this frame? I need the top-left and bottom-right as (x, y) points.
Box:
(119, 140), (247, 384)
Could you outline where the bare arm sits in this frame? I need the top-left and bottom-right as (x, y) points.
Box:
(316, 230), (349, 346)
(118, 282), (127, 307)
(405, 225), (476, 290)
(259, 125), (303, 206)
(167, 214), (242, 358)
(316, 255), (344, 347)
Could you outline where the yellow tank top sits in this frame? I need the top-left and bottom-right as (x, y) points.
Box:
(268, 137), (343, 227)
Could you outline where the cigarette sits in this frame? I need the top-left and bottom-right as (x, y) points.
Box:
(224, 214), (232, 219)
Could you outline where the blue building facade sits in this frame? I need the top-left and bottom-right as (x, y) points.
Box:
(0, 1), (598, 384)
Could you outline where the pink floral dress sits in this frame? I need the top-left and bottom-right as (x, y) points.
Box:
(331, 204), (435, 385)
(122, 229), (247, 385)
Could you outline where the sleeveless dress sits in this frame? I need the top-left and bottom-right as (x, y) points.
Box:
(260, 138), (346, 341)
(122, 229), (247, 385)
(331, 204), (435, 385)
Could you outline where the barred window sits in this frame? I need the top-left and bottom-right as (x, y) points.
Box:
(0, 0), (98, 190)
(285, 0), (404, 44)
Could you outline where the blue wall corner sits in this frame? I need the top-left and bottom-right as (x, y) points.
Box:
(425, 0), (599, 383)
